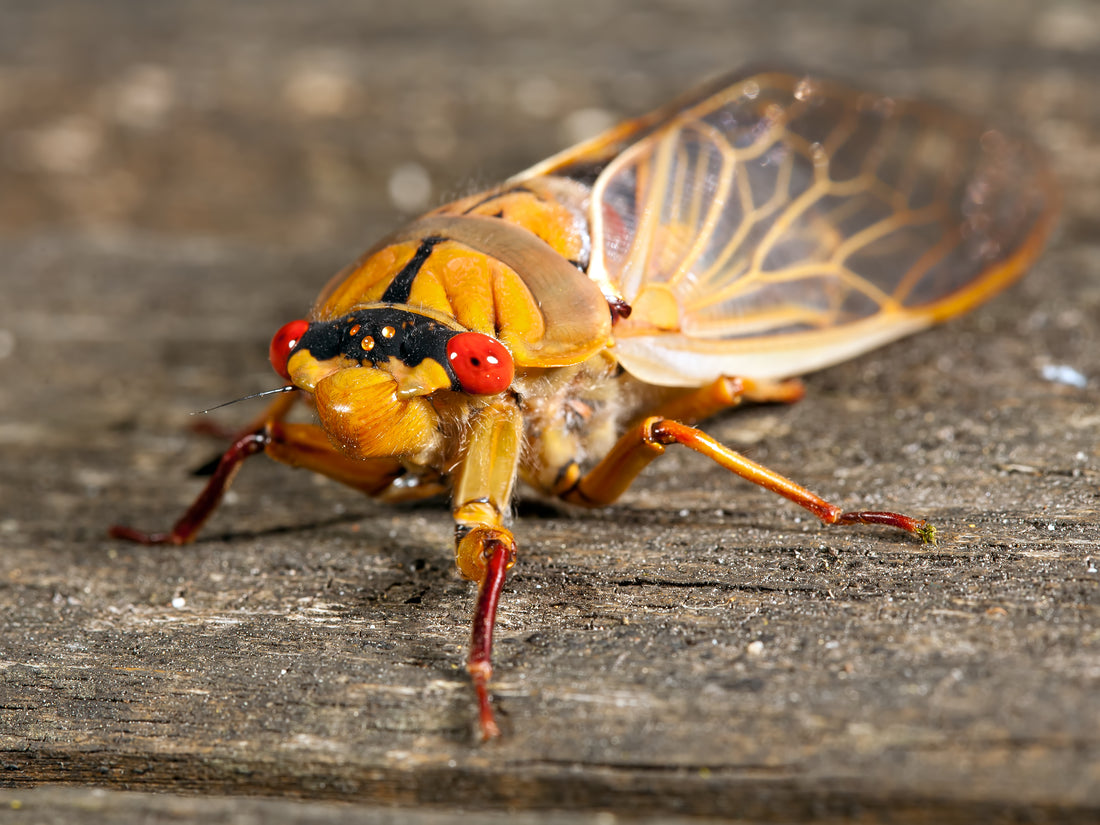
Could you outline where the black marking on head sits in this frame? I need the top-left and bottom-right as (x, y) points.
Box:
(293, 306), (461, 386)
(380, 236), (446, 305)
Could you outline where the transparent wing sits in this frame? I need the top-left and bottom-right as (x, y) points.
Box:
(586, 72), (1058, 386)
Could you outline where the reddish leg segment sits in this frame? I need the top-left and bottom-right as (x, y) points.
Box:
(467, 537), (516, 740)
(109, 428), (268, 545)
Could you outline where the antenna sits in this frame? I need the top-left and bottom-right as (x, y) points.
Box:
(190, 385), (296, 415)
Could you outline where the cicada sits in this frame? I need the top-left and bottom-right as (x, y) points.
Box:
(111, 71), (1057, 739)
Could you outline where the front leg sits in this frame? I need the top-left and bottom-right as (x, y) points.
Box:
(450, 400), (523, 740)
(110, 415), (416, 546)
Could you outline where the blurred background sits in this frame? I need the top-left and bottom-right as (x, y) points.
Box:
(1, 0), (1084, 244)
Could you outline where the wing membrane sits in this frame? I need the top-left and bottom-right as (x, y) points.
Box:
(586, 72), (1057, 385)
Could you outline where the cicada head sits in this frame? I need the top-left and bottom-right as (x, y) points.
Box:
(269, 306), (514, 461)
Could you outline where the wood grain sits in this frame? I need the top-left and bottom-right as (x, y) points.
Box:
(1, 1), (1096, 821)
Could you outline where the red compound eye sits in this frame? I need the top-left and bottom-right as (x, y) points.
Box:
(446, 332), (514, 395)
(270, 319), (310, 382)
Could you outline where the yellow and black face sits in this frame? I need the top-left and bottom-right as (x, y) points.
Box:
(269, 306), (514, 461)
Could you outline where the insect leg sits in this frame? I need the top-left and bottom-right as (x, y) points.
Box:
(547, 376), (807, 498)
(109, 421), (411, 545)
(109, 426), (271, 545)
(467, 535), (515, 741)
(262, 422), (409, 498)
(649, 376), (806, 425)
(739, 377), (806, 406)
(562, 416), (934, 542)
(450, 400), (523, 739)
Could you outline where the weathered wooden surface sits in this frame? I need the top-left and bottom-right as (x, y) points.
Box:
(1, 0), (1097, 822)
(0, 787), (718, 825)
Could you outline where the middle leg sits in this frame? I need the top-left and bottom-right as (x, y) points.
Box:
(560, 416), (934, 542)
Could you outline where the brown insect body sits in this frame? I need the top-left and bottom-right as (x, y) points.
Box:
(111, 71), (1058, 740)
